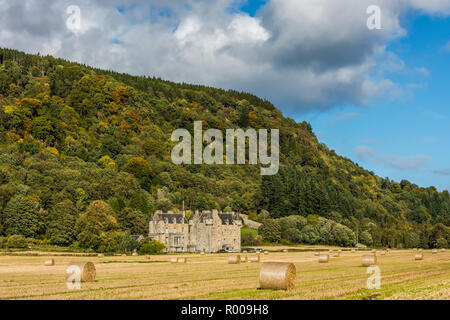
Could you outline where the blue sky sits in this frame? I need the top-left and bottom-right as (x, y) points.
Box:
(298, 13), (450, 191)
(1, 0), (449, 191)
(236, 1), (450, 191)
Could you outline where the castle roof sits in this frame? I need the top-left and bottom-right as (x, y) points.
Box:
(151, 212), (187, 224)
(218, 213), (240, 225)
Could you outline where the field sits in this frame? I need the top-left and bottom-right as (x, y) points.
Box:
(0, 248), (448, 300)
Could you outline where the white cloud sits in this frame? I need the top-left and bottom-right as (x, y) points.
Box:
(1, 0), (450, 112)
(355, 146), (432, 171)
(416, 67), (430, 77)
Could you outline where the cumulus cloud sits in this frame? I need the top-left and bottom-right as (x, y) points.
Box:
(355, 146), (432, 170)
(1, 0), (450, 112)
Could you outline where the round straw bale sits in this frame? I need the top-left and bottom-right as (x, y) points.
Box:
(415, 254), (423, 260)
(314, 252), (320, 256)
(122, 254), (127, 257)
(371, 249), (376, 254)
(441, 248), (446, 252)
(328, 249), (333, 253)
(249, 254), (261, 263)
(132, 252), (138, 256)
(97, 254), (104, 258)
(170, 258), (178, 264)
(380, 251), (386, 256)
(242, 250), (248, 253)
(177, 258), (187, 263)
(44, 259), (54, 266)
(432, 249), (438, 254)
(66, 262), (96, 282)
(351, 249), (356, 253)
(228, 255), (241, 264)
(418, 248), (423, 252)
(200, 251), (205, 255)
(283, 249), (288, 253)
(338, 249), (342, 253)
(362, 254), (377, 267)
(240, 256), (248, 263)
(333, 253), (340, 257)
(319, 254), (329, 263)
(264, 251), (269, 255)
(259, 262), (296, 291)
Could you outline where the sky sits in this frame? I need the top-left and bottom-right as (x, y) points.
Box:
(0, 0), (449, 190)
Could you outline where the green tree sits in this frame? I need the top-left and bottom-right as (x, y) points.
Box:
(75, 200), (119, 251)
(258, 219), (281, 243)
(47, 200), (78, 246)
(4, 195), (40, 238)
(116, 208), (147, 235)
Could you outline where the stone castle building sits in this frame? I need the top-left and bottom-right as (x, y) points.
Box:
(148, 210), (242, 253)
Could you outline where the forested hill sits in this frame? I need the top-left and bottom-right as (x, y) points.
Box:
(0, 48), (448, 250)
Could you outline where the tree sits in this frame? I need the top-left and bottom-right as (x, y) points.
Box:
(116, 208), (147, 235)
(258, 219), (281, 243)
(359, 230), (373, 246)
(75, 200), (119, 251)
(47, 200), (78, 246)
(123, 157), (152, 189)
(4, 195), (40, 238)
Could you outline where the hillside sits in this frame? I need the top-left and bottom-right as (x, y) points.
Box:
(0, 48), (448, 251)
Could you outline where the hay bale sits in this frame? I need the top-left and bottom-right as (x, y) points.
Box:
(319, 254), (329, 263)
(97, 254), (104, 258)
(249, 254), (261, 263)
(240, 256), (248, 263)
(351, 249), (356, 253)
(132, 252), (138, 257)
(200, 252), (205, 255)
(259, 262), (296, 291)
(314, 252), (320, 256)
(177, 258), (187, 263)
(122, 254), (127, 257)
(283, 249), (288, 253)
(242, 250), (248, 254)
(228, 255), (241, 264)
(415, 254), (423, 261)
(362, 254), (377, 267)
(380, 251), (386, 256)
(264, 251), (269, 255)
(328, 249), (333, 253)
(432, 249), (438, 254)
(441, 248), (446, 252)
(66, 262), (96, 282)
(44, 259), (54, 266)
(371, 249), (376, 254)
(338, 249), (342, 253)
(333, 253), (340, 257)
(418, 249), (423, 252)
(170, 258), (178, 264)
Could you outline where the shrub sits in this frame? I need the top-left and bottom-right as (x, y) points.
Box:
(6, 235), (28, 248)
(139, 241), (166, 254)
(436, 237), (448, 249)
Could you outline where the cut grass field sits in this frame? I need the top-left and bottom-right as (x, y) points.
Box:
(0, 249), (448, 300)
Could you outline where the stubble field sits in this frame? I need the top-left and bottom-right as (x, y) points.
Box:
(0, 249), (448, 300)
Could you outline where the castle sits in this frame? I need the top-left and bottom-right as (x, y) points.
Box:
(148, 210), (242, 253)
